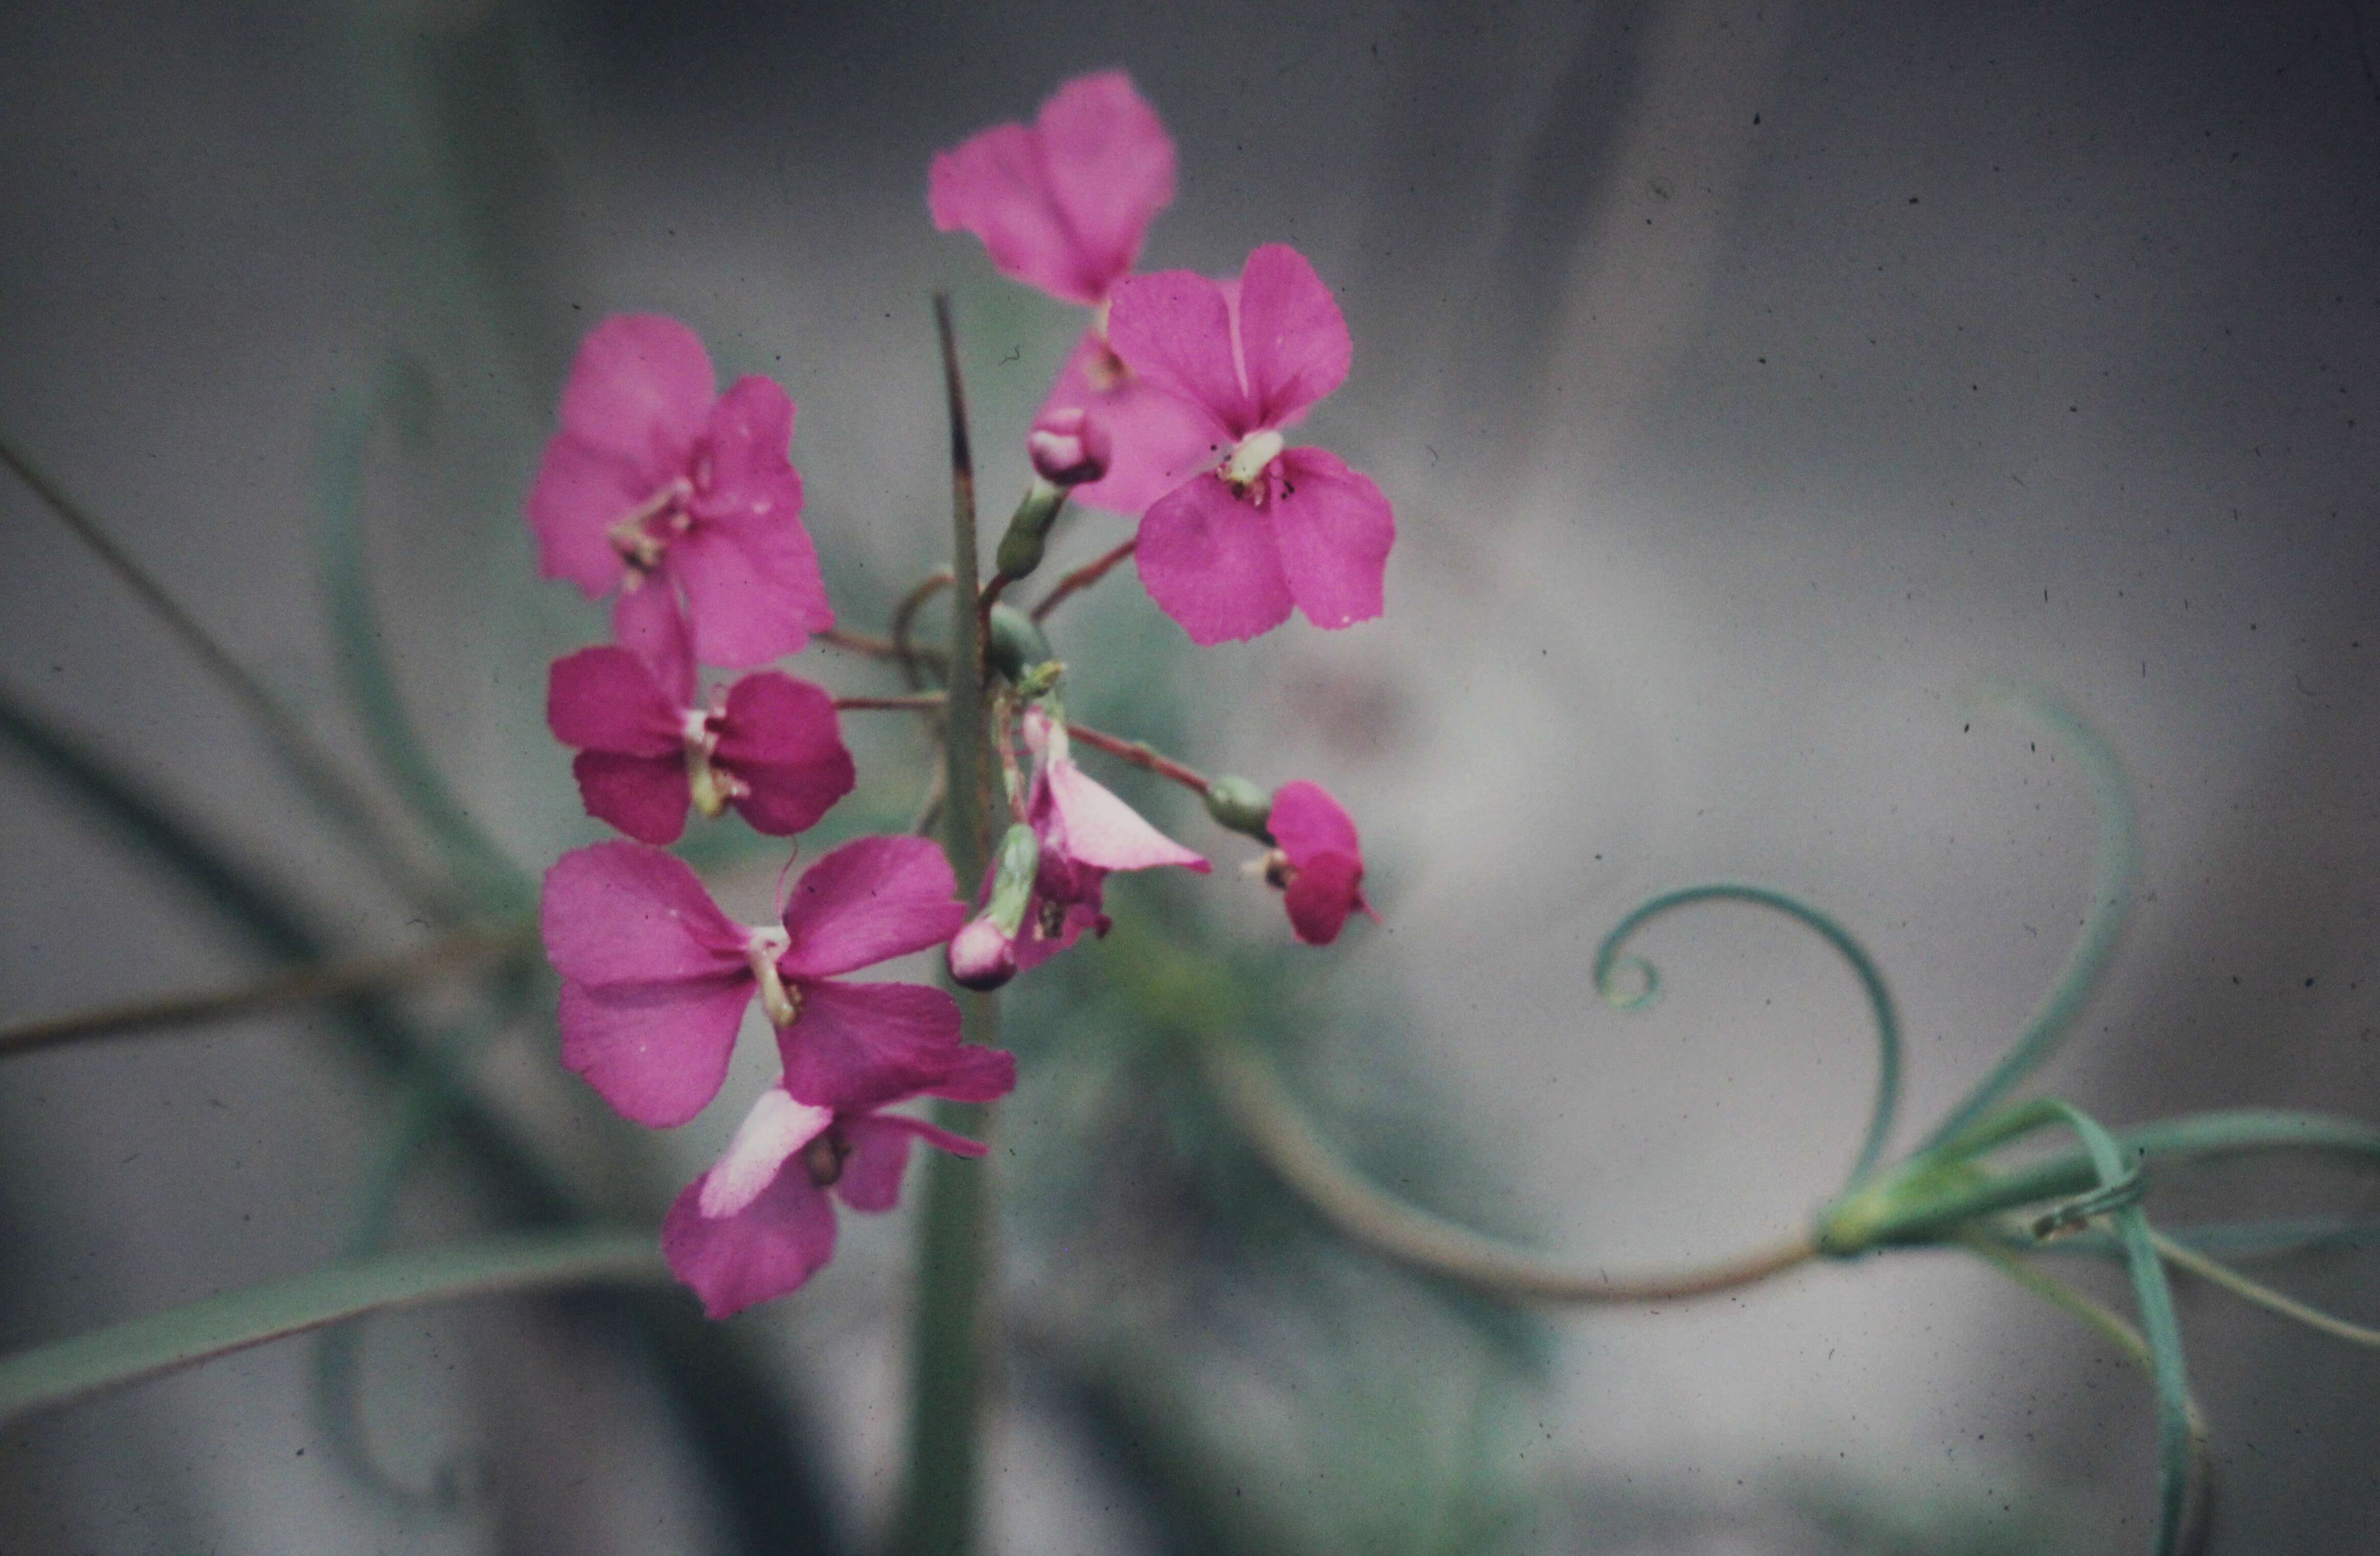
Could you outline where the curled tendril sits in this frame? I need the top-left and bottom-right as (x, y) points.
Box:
(1592, 883), (1904, 1192)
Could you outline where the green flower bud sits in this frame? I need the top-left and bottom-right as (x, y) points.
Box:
(1204, 774), (1275, 840)
(993, 478), (1068, 580)
(987, 603), (1055, 682)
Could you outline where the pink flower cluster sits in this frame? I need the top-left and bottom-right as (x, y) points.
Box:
(932, 72), (1396, 645)
(519, 70), (1387, 1317)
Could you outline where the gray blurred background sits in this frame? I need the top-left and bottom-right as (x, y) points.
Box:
(2, 1), (2376, 1552)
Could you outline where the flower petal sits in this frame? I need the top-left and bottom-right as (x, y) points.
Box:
(1036, 329), (1227, 516)
(558, 314), (714, 473)
(525, 435), (639, 599)
(1236, 245), (1352, 430)
(777, 835), (968, 979)
(1107, 270), (1254, 434)
(548, 646), (682, 755)
(572, 752), (691, 846)
(1034, 71), (1174, 298)
(699, 375), (799, 506)
(834, 1112), (995, 1213)
(699, 1088), (835, 1219)
(1271, 447), (1393, 632)
(928, 73), (1172, 306)
(1134, 474), (1294, 644)
(1267, 780), (1361, 865)
(1282, 850), (1366, 946)
(610, 581), (697, 706)
(924, 1043), (1017, 1104)
(714, 673), (855, 837)
(668, 503), (832, 667)
(558, 974), (752, 1127)
(1044, 759), (1209, 873)
(662, 1153), (837, 1318)
(777, 980), (964, 1111)
(540, 841), (750, 987)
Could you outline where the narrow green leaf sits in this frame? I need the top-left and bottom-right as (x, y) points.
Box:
(1918, 688), (2135, 1151)
(1593, 882), (1902, 1190)
(319, 359), (532, 912)
(0, 1231), (667, 1427)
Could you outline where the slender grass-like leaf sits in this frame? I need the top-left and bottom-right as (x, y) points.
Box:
(2150, 1231), (2380, 1348)
(319, 359), (532, 912)
(1593, 883), (1902, 1189)
(2035, 1101), (2195, 1556)
(1918, 688), (2135, 1152)
(0, 435), (454, 916)
(0, 1231), (666, 1427)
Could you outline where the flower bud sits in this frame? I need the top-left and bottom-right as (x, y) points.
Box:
(947, 916), (1017, 990)
(986, 603), (1055, 682)
(1204, 774), (1275, 840)
(1027, 407), (1112, 487)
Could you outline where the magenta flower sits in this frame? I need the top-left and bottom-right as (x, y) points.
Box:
(540, 836), (969, 1127)
(928, 70), (1173, 307)
(527, 314), (832, 669)
(1105, 245), (1397, 644)
(1267, 781), (1372, 946)
(928, 71), (1209, 517)
(661, 1042), (1014, 1317)
(1007, 708), (1207, 973)
(547, 645), (855, 847)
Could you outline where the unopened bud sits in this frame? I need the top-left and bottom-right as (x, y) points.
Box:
(1027, 407), (1112, 488)
(947, 916), (1017, 990)
(986, 603), (1055, 682)
(1204, 775), (1275, 840)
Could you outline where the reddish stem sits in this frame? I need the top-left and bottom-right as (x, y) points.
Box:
(1029, 538), (1137, 623)
(1067, 723), (1211, 795)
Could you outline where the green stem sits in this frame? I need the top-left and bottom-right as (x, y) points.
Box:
(894, 296), (1001, 1556)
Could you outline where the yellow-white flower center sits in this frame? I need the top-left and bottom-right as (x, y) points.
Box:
(1223, 430), (1285, 493)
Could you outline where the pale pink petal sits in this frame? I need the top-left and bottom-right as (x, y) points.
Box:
(1034, 71), (1174, 297)
(1134, 474), (1294, 644)
(1235, 245), (1352, 429)
(1268, 780), (1361, 864)
(1036, 330), (1227, 516)
(526, 435), (639, 598)
(1044, 759), (1209, 873)
(558, 314), (714, 473)
(699, 376), (798, 505)
(714, 673), (854, 837)
(1107, 270), (1255, 434)
(540, 842), (750, 987)
(930, 124), (1089, 301)
(777, 835), (968, 979)
(548, 646), (682, 755)
(699, 1089), (834, 1219)
(610, 581), (697, 706)
(558, 975), (752, 1127)
(1283, 851), (1366, 946)
(835, 1111), (993, 1212)
(667, 505), (832, 667)
(572, 752), (691, 846)
(661, 1158), (837, 1318)
(1271, 447), (1393, 632)
(777, 980), (964, 1111)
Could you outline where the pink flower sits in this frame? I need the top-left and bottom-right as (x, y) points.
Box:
(928, 71), (1207, 517)
(540, 836), (969, 1127)
(547, 645), (855, 847)
(1267, 781), (1372, 946)
(1005, 708), (1208, 973)
(661, 1042), (1015, 1317)
(527, 314), (832, 670)
(1105, 245), (1397, 643)
(928, 71), (1173, 307)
